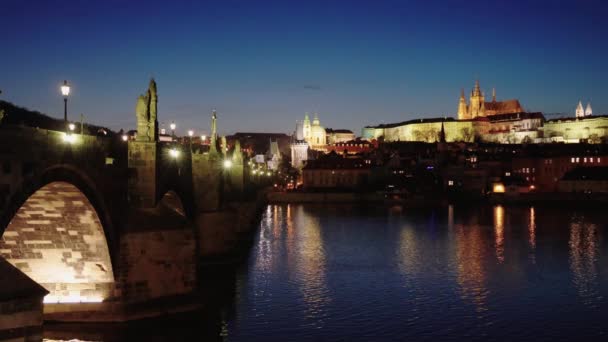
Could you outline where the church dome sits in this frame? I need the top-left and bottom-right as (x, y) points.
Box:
(311, 124), (326, 145)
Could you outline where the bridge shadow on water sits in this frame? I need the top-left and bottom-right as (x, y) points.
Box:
(42, 263), (246, 341)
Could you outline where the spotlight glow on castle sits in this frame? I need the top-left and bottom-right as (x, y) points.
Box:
(362, 80), (607, 144)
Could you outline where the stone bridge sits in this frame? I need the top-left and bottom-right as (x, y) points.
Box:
(0, 80), (260, 321)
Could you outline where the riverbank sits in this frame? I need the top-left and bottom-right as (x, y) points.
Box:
(269, 191), (608, 207)
(267, 191), (445, 207)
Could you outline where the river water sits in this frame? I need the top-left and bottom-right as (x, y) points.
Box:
(45, 203), (608, 341)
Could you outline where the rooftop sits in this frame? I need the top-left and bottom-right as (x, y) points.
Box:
(365, 117), (455, 129)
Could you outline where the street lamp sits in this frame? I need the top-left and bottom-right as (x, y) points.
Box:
(61, 80), (70, 126)
(223, 159), (233, 169)
(170, 121), (176, 140)
(68, 123), (75, 131)
(201, 135), (206, 143)
(188, 130), (194, 150)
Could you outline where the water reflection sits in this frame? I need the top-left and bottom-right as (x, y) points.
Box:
(493, 205), (505, 263)
(398, 225), (423, 275)
(291, 206), (330, 322)
(569, 216), (601, 307)
(528, 207), (536, 263)
(454, 221), (489, 312)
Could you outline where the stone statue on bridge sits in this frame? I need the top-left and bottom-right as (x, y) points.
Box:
(209, 109), (218, 153)
(221, 136), (227, 156)
(0, 109), (5, 124)
(233, 140), (243, 163)
(135, 79), (159, 142)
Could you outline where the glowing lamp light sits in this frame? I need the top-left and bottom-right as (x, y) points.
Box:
(530, 185), (536, 190)
(266, 172), (271, 176)
(201, 135), (206, 141)
(63, 133), (76, 144)
(169, 148), (180, 158)
(60, 80), (70, 96)
(188, 130), (194, 137)
(170, 122), (176, 131)
(68, 123), (76, 131)
(223, 159), (233, 169)
(44, 295), (103, 304)
(122, 134), (128, 142)
(493, 183), (506, 193)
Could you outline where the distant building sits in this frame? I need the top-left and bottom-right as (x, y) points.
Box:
(326, 128), (355, 144)
(482, 112), (545, 144)
(363, 117), (484, 143)
(512, 154), (608, 192)
(291, 141), (309, 169)
(267, 139), (282, 171)
(291, 120), (309, 169)
(576, 101), (593, 118)
(457, 80), (524, 120)
(326, 138), (376, 155)
(558, 166), (608, 193)
(229, 132), (291, 157)
(302, 113), (327, 150)
(302, 151), (371, 190)
(541, 115), (608, 143)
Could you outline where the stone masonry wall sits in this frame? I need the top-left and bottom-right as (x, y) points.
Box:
(0, 182), (114, 302)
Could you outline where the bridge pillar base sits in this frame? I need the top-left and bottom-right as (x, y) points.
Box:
(128, 141), (158, 208)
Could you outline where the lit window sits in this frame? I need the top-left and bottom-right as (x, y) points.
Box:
(576, 158), (580, 163)
(448, 180), (454, 186)
(571, 157), (575, 163)
(584, 157), (587, 163)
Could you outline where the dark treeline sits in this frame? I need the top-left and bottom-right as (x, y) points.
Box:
(0, 100), (115, 136)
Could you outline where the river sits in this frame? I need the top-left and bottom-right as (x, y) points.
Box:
(45, 203), (608, 341)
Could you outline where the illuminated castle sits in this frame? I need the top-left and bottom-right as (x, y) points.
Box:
(457, 80), (524, 120)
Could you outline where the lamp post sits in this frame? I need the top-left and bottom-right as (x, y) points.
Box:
(60, 80), (70, 127)
(170, 121), (176, 141)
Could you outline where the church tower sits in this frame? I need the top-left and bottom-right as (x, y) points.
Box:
(457, 89), (468, 120)
(469, 80), (485, 118)
(302, 113), (311, 141)
(585, 102), (593, 116)
(576, 101), (584, 118)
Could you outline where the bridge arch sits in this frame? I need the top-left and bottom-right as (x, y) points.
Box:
(0, 165), (116, 303)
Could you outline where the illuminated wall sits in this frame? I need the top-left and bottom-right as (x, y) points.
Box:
(0, 182), (114, 303)
(542, 116), (608, 143)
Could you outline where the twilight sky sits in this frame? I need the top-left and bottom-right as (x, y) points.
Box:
(1, 0), (607, 135)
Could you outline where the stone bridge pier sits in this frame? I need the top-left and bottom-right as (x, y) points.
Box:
(0, 79), (266, 325)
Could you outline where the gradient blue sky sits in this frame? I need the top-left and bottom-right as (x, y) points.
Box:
(1, 0), (607, 135)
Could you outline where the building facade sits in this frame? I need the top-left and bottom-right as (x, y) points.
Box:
(541, 115), (608, 143)
(457, 80), (524, 120)
(302, 152), (371, 190)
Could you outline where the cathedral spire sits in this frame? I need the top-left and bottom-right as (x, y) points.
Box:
(492, 87), (496, 102)
(458, 88), (468, 120)
(473, 80), (481, 97)
(576, 101), (584, 118)
(585, 102), (593, 116)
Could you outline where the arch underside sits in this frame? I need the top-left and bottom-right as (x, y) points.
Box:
(0, 182), (114, 303)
